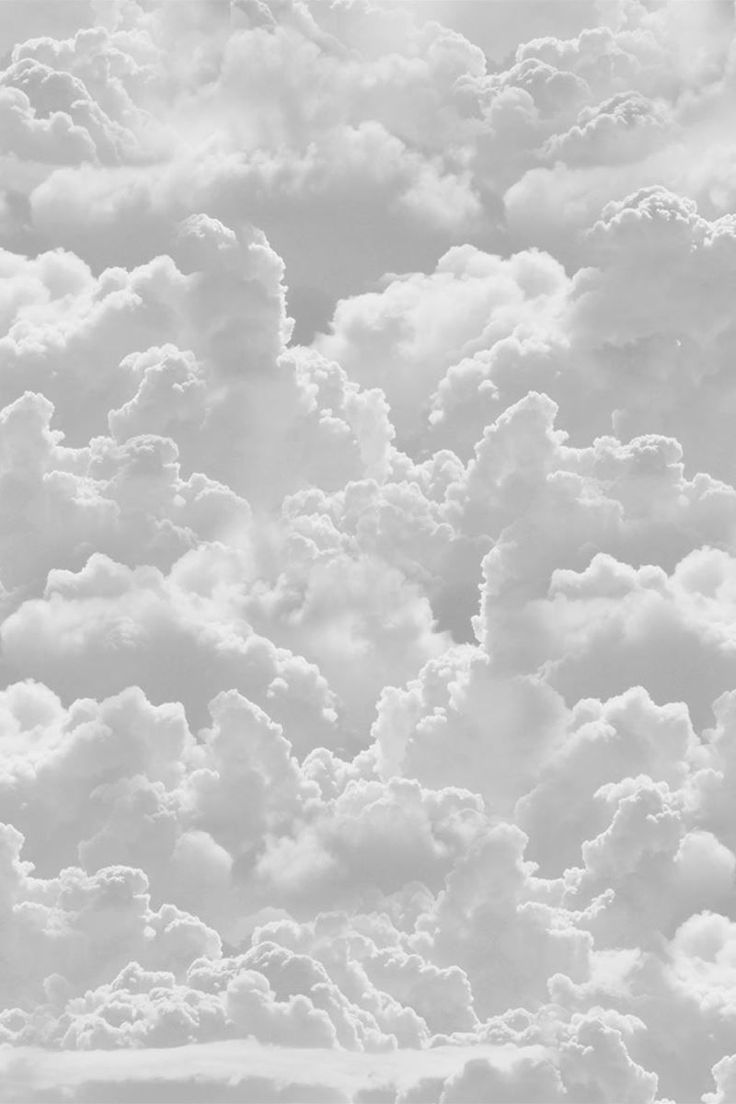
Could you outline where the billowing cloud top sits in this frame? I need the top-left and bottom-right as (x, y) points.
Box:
(1, 1), (736, 1102)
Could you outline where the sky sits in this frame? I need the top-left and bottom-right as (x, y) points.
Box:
(2, 0), (736, 1101)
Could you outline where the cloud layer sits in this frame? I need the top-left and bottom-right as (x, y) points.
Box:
(2, 0), (736, 1101)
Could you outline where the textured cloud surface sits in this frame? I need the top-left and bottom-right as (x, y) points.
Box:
(2, 1), (736, 1101)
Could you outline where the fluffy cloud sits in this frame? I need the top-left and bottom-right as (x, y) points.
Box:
(315, 245), (570, 452)
(3, 0), (736, 1101)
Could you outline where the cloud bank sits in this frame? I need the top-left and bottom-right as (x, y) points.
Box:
(2, 0), (736, 1100)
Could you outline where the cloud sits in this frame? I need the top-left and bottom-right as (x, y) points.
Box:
(438, 1053), (566, 1103)
(6, 0), (495, 329)
(510, 547), (736, 729)
(314, 246), (570, 452)
(3, 0), (736, 1101)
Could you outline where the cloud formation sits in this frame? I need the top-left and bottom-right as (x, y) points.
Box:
(3, 0), (736, 1100)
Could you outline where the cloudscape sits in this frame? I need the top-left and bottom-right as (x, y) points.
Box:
(2, 1), (736, 1101)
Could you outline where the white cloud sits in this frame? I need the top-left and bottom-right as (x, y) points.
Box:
(3, 0), (736, 1101)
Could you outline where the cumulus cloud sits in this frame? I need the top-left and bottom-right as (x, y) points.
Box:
(3, 0), (736, 1101)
